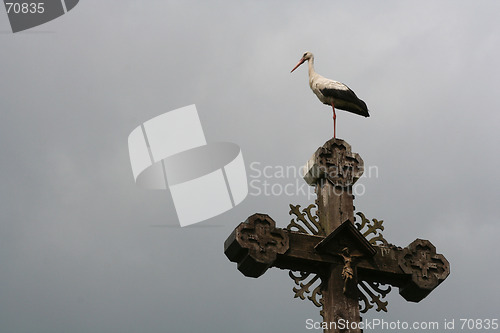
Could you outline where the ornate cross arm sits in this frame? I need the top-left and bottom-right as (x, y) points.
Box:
(224, 214), (450, 303)
(224, 213), (289, 278)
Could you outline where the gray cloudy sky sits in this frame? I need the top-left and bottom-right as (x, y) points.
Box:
(1, 1), (499, 332)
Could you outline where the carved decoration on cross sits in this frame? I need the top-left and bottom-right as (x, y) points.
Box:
(225, 213), (289, 278)
(224, 138), (450, 333)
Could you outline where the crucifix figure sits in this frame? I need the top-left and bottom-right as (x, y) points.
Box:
(340, 247), (363, 294)
(224, 138), (450, 333)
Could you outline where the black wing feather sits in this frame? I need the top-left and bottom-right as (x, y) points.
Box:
(320, 87), (369, 117)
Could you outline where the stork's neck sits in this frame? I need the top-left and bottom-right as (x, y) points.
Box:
(307, 57), (316, 81)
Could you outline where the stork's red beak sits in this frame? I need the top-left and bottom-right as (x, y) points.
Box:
(290, 58), (305, 73)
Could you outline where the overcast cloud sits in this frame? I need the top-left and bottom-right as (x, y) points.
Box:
(1, 1), (499, 332)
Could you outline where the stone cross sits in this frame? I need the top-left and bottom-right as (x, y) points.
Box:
(224, 138), (450, 333)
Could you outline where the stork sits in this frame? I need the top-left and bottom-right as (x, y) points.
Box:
(291, 52), (369, 138)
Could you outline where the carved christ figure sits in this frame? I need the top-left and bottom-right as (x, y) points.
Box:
(340, 247), (363, 294)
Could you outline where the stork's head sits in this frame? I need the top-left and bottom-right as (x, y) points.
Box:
(291, 52), (313, 73)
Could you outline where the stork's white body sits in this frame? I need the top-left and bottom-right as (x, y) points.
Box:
(309, 72), (351, 109)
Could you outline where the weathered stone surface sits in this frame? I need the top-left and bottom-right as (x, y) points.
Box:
(303, 138), (364, 187)
(224, 213), (289, 278)
(398, 239), (450, 302)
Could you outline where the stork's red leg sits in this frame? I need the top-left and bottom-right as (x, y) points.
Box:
(331, 102), (336, 139)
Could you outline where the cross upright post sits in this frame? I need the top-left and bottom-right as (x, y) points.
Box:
(224, 138), (450, 333)
(303, 138), (366, 331)
(305, 138), (363, 235)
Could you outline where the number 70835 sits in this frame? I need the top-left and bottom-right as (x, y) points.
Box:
(460, 319), (498, 330)
(5, 2), (44, 14)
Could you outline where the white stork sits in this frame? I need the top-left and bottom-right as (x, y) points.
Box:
(291, 52), (369, 138)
